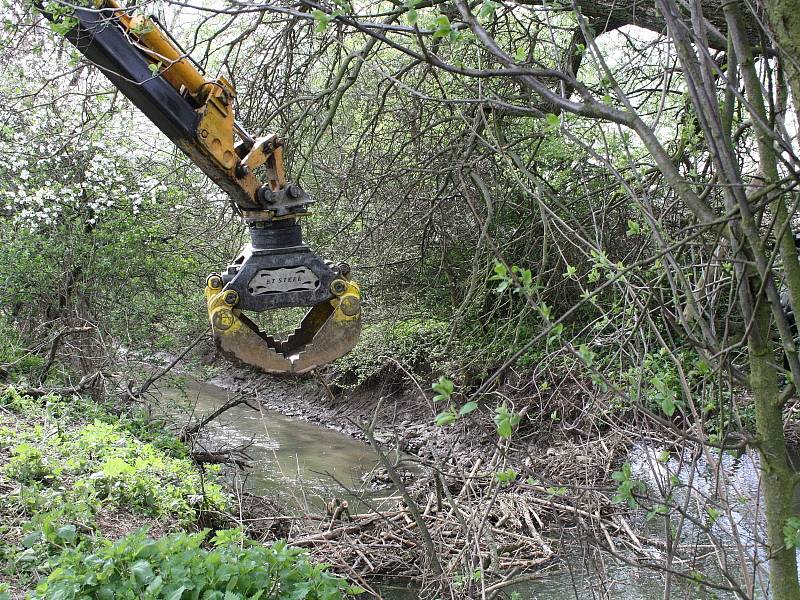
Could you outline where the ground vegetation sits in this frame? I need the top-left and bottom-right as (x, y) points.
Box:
(1, 0), (800, 598)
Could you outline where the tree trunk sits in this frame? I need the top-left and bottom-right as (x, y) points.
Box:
(764, 0), (800, 129)
(749, 297), (800, 600)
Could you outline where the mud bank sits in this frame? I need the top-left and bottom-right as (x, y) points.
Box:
(203, 361), (631, 490)
(206, 365), (504, 478)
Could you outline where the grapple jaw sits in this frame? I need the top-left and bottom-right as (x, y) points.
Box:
(204, 221), (361, 375)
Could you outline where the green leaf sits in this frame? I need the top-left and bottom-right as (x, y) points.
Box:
(538, 303), (551, 321)
(545, 113), (560, 130)
(515, 47), (527, 62)
(432, 15), (451, 39)
(611, 462), (645, 508)
(577, 344), (595, 367)
(547, 323), (564, 345)
(347, 585), (367, 595)
(166, 587), (187, 600)
(493, 403), (521, 439)
(626, 219), (641, 236)
(131, 560), (155, 586)
(102, 457), (134, 476)
(646, 504), (669, 521)
(495, 467), (517, 484)
(783, 516), (800, 549)
(478, 0), (497, 20)
(693, 358), (711, 376)
(406, 7), (417, 24)
(520, 268), (533, 291)
(22, 531), (40, 548)
(459, 401), (478, 416)
(146, 575), (164, 595)
(432, 376), (454, 402)
(705, 507), (722, 525)
(434, 408), (457, 427)
(16, 548), (37, 563)
(56, 524), (77, 542)
(312, 9), (332, 32)
(498, 419), (511, 437)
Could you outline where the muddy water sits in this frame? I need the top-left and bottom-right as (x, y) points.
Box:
(157, 379), (384, 511)
(159, 379), (777, 599)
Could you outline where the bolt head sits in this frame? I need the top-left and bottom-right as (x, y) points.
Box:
(330, 280), (348, 296)
(340, 296), (360, 317)
(207, 274), (223, 289)
(223, 290), (239, 306)
(257, 186), (275, 205)
(287, 184), (302, 199)
(212, 309), (235, 331)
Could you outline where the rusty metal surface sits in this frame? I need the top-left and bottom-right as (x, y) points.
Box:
(206, 280), (361, 375)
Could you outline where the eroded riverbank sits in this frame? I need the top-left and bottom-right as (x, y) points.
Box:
(155, 367), (777, 599)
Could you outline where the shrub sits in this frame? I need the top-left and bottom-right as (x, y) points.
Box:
(6, 444), (53, 483)
(3, 418), (227, 525)
(329, 318), (450, 387)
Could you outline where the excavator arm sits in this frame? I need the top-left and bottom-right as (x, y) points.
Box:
(39, 0), (361, 374)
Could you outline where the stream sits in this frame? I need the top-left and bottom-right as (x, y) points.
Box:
(156, 379), (790, 599)
(157, 379), (386, 512)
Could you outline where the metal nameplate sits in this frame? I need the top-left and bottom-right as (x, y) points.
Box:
(248, 266), (320, 295)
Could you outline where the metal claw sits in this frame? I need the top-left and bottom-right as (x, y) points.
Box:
(205, 280), (361, 374)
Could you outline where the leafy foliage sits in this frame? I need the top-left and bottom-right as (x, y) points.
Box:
(0, 391), (226, 526)
(0, 63), (222, 360)
(329, 318), (452, 387)
(611, 462), (647, 508)
(0, 387), (227, 587)
(783, 517), (800, 550)
(493, 404), (520, 439)
(32, 531), (357, 600)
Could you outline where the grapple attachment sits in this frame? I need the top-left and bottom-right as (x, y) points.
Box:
(205, 221), (361, 374)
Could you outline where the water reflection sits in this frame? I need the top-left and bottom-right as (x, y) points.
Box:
(156, 379), (381, 511)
